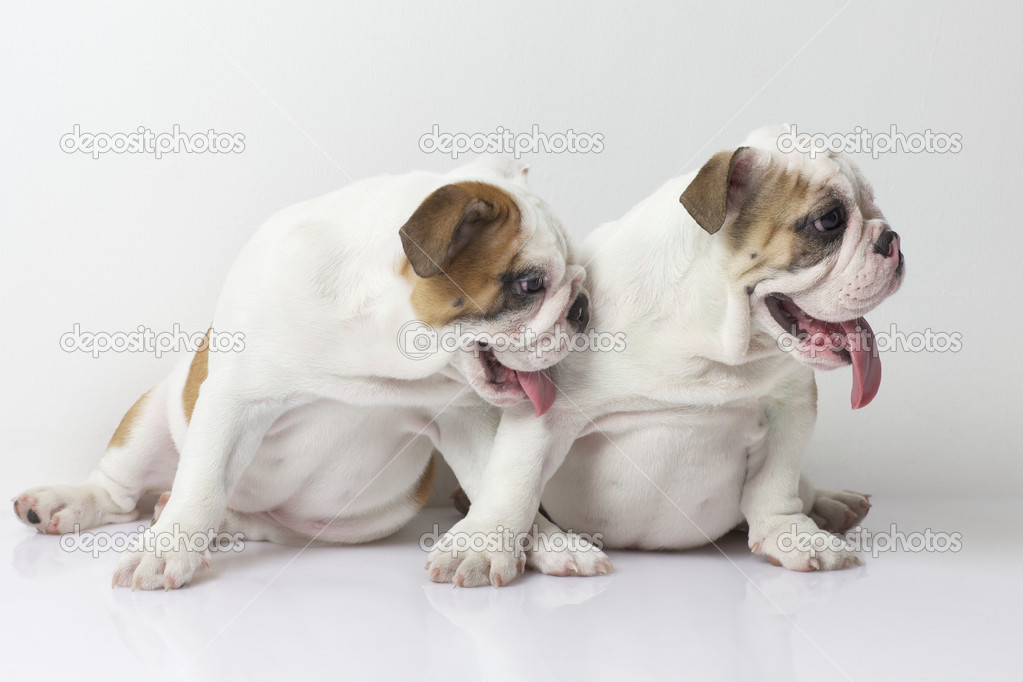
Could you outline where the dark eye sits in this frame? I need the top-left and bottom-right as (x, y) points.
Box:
(518, 276), (546, 294)
(813, 207), (846, 232)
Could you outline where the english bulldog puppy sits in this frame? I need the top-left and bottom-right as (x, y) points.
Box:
(453, 126), (904, 580)
(13, 158), (602, 589)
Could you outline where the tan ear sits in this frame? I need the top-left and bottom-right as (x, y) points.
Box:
(679, 146), (767, 234)
(399, 183), (511, 278)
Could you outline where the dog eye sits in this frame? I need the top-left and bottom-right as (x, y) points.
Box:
(813, 207), (846, 232)
(518, 276), (546, 294)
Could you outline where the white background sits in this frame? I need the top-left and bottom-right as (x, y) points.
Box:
(2, 0), (1018, 504)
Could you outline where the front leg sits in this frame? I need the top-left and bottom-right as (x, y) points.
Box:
(426, 404), (577, 587)
(112, 377), (287, 590)
(741, 370), (861, 571)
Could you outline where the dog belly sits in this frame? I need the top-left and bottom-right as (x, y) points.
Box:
(226, 400), (433, 543)
(542, 407), (765, 550)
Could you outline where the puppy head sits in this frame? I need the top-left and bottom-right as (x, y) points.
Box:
(680, 125), (904, 408)
(399, 169), (586, 415)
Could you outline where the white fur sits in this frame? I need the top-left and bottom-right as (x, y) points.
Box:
(14, 158), (607, 589)
(505, 127), (902, 575)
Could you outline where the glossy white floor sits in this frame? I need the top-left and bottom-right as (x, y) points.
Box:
(3, 499), (1018, 681)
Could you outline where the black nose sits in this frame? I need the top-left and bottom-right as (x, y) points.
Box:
(568, 293), (589, 333)
(874, 229), (899, 257)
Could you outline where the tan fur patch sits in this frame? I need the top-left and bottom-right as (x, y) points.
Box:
(411, 454), (437, 510)
(401, 182), (525, 327)
(107, 389), (152, 449)
(724, 164), (831, 283)
(182, 328), (211, 423)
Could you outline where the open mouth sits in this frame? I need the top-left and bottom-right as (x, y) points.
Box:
(477, 346), (557, 416)
(764, 294), (882, 409)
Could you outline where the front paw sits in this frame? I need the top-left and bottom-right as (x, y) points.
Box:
(112, 527), (211, 590)
(425, 520), (524, 588)
(750, 515), (862, 572)
(526, 529), (614, 577)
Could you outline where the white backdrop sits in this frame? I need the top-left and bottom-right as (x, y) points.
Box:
(2, 1), (1017, 503)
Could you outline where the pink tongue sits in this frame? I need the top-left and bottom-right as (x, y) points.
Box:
(515, 369), (557, 417)
(839, 317), (881, 409)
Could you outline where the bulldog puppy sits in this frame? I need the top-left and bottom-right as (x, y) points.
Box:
(13, 158), (603, 589)
(465, 126), (904, 577)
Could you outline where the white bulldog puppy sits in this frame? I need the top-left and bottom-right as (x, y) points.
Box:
(450, 126), (904, 580)
(13, 158), (602, 589)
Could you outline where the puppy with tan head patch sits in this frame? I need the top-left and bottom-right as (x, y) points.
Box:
(468, 126), (904, 576)
(13, 157), (609, 589)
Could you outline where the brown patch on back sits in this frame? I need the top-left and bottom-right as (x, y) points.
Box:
(411, 454), (437, 510)
(399, 182), (525, 327)
(108, 389), (152, 449)
(182, 328), (211, 423)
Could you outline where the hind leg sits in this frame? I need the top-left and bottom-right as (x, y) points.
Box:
(799, 474), (872, 533)
(14, 377), (179, 534)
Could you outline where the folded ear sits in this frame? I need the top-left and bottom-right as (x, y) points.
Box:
(679, 146), (770, 234)
(399, 183), (512, 278)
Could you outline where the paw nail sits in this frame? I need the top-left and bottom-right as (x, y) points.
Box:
(809, 558), (820, 571)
